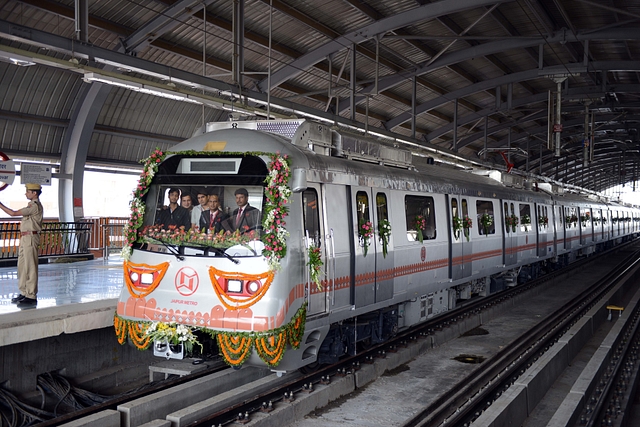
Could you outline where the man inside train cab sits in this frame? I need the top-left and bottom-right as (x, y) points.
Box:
(191, 189), (208, 230)
(155, 188), (191, 230)
(229, 188), (261, 234)
(200, 193), (229, 234)
(0, 183), (43, 308)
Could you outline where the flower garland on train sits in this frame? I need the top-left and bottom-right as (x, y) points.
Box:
(121, 149), (292, 272)
(262, 153), (292, 271)
(117, 148), (310, 367)
(113, 303), (306, 368)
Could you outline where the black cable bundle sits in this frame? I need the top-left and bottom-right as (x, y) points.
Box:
(36, 372), (111, 417)
(0, 387), (54, 427)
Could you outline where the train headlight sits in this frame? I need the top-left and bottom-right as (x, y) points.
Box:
(130, 272), (139, 282)
(141, 273), (154, 285)
(227, 279), (243, 293)
(246, 280), (261, 295)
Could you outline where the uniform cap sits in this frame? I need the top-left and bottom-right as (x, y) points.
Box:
(25, 183), (41, 191)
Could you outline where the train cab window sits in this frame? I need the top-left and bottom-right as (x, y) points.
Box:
(376, 193), (389, 222)
(519, 204), (531, 231)
(476, 200), (495, 235)
(356, 191), (371, 230)
(405, 195), (436, 241)
(503, 202), (509, 232)
(566, 207), (577, 228)
(302, 189), (321, 247)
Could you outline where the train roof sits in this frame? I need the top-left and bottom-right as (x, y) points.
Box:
(174, 120), (615, 206)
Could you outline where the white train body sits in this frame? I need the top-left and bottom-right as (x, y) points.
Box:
(116, 119), (640, 372)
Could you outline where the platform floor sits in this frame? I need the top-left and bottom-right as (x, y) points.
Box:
(0, 256), (123, 316)
(0, 256), (123, 347)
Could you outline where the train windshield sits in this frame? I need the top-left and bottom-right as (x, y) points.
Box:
(138, 154), (268, 254)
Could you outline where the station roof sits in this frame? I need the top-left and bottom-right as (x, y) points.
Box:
(1, 0), (639, 194)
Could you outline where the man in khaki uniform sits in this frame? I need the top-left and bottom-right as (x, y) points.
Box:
(0, 183), (43, 307)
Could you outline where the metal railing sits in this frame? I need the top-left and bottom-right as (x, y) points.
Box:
(0, 221), (92, 259)
(0, 217), (128, 260)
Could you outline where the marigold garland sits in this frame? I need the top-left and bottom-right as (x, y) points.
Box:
(123, 260), (169, 298)
(255, 332), (288, 367)
(114, 314), (127, 345)
(128, 322), (151, 350)
(208, 266), (274, 310)
(114, 303), (307, 367)
(217, 333), (253, 366)
(287, 306), (306, 349)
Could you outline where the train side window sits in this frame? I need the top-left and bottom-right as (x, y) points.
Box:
(302, 189), (321, 247)
(520, 204), (531, 231)
(356, 191), (370, 227)
(405, 195), (436, 241)
(451, 198), (459, 221)
(376, 193), (389, 222)
(476, 200), (495, 235)
(503, 202), (509, 232)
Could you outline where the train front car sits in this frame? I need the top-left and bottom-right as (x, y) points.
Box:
(114, 123), (310, 371)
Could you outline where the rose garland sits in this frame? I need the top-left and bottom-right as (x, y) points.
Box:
(122, 149), (292, 271)
(307, 245), (323, 289)
(511, 214), (520, 232)
(141, 225), (257, 249)
(462, 215), (472, 242)
(452, 216), (463, 239)
(262, 153), (292, 271)
(122, 148), (166, 260)
(538, 215), (549, 227)
(480, 213), (493, 236)
(378, 219), (391, 258)
(414, 215), (427, 243)
(114, 303), (306, 368)
(358, 219), (374, 256)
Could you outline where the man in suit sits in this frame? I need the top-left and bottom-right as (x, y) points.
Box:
(230, 188), (261, 234)
(200, 193), (228, 234)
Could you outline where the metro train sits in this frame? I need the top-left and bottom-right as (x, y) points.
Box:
(114, 119), (640, 373)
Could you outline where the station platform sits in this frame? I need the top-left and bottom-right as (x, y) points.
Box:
(0, 256), (123, 346)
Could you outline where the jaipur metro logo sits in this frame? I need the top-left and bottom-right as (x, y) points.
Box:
(174, 267), (199, 296)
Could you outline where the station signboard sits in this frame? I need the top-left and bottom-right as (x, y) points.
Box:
(0, 151), (16, 192)
(20, 163), (52, 186)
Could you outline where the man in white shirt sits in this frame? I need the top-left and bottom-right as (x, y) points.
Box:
(191, 189), (209, 231)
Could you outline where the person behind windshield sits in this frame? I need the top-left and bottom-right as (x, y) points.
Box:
(191, 189), (208, 230)
(181, 193), (193, 213)
(156, 188), (191, 230)
(229, 188), (261, 234)
(200, 193), (229, 234)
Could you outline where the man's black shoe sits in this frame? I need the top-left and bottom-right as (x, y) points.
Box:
(17, 297), (37, 308)
(11, 294), (25, 304)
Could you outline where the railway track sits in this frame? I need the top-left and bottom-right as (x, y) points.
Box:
(33, 242), (640, 427)
(402, 246), (640, 427)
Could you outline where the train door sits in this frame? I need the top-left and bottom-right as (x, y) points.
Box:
(352, 187), (376, 308)
(449, 196), (472, 280)
(303, 186), (327, 316)
(323, 184), (353, 311)
(374, 192), (393, 303)
(503, 201), (517, 266)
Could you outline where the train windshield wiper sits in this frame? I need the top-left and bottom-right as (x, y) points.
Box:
(183, 242), (240, 264)
(209, 246), (240, 264)
(153, 238), (185, 261)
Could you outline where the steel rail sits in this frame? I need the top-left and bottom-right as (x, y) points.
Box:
(403, 248), (640, 427)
